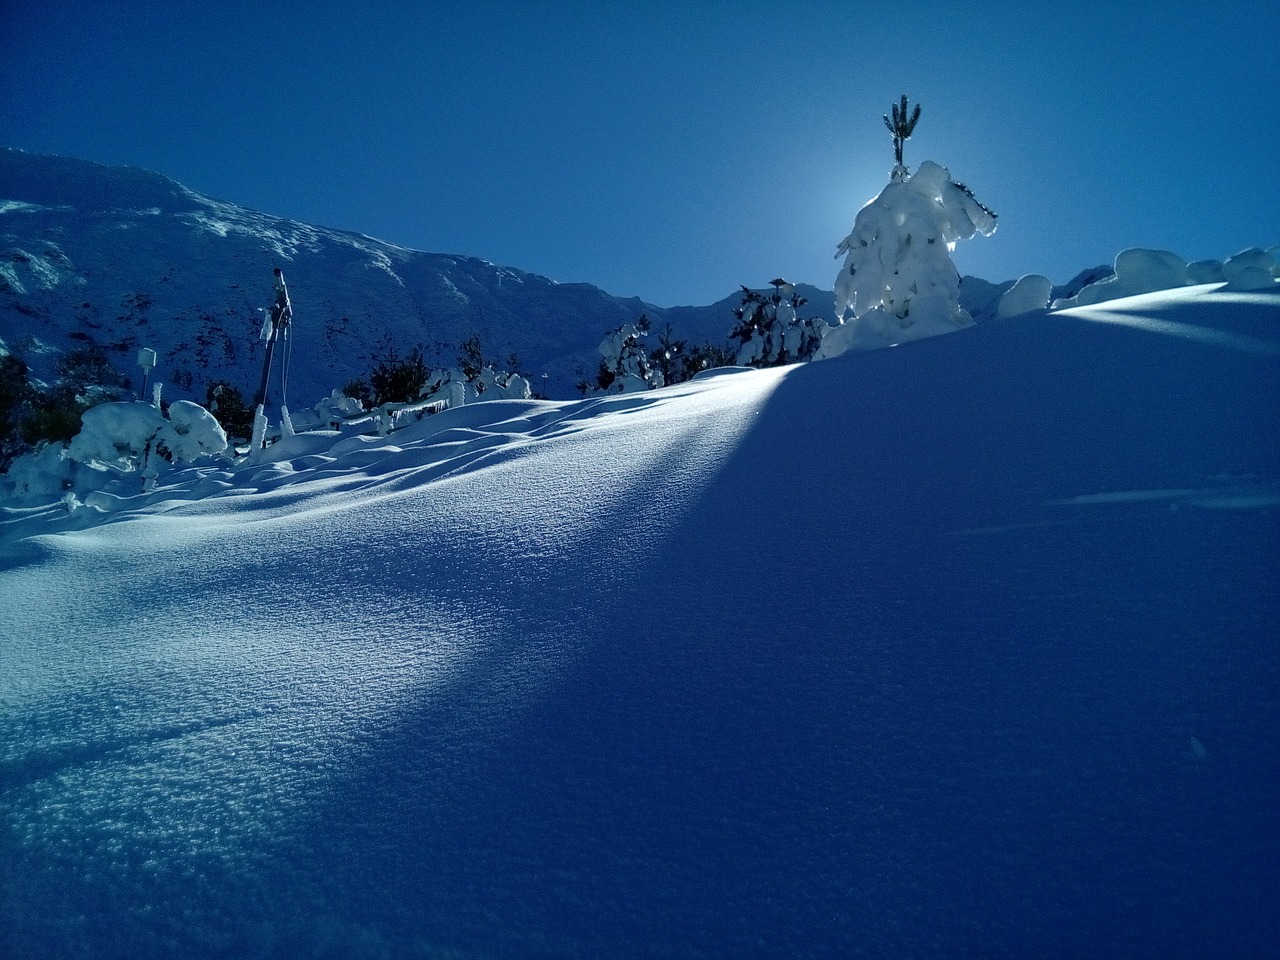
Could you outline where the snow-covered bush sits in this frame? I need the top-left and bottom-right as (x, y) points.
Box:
(415, 365), (529, 406)
(157, 400), (229, 462)
(997, 274), (1052, 318)
(819, 159), (997, 357)
(731, 282), (825, 367)
(2, 441), (74, 500)
(1053, 249), (1188, 308)
(477, 367), (532, 400)
(66, 401), (167, 469)
(592, 322), (663, 394)
(1051, 245), (1277, 307)
(1222, 247), (1279, 290)
(66, 399), (226, 472)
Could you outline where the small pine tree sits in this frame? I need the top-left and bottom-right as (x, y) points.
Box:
(594, 321), (661, 392)
(205, 380), (254, 440)
(369, 346), (430, 405)
(648, 322), (687, 386)
(341, 378), (372, 407)
(680, 341), (735, 380)
(730, 281), (824, 367)
(0, 354), (32, 472)
(457, 333), (486, 383)
(20, 385), (93, 446)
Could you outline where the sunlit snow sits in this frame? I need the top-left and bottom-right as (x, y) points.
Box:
(2, 285), (1278, 958)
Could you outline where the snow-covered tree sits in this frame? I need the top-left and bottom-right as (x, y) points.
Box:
(817, 98), (998, 357)
(594, 320), (663, 393)
(730, 280), (825, 367)
(821, 160), (996, 356)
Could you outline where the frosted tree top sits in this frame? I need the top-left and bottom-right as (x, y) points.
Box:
(823, 96), (997, 355)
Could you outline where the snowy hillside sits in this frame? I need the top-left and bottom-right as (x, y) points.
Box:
(0, 148), (699, 401)
(1, 148), (1113, 407)
(2, 282), (1277, 958)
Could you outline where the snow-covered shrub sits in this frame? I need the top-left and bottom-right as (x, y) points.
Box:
(1052, 249), (1188, 308)
(1186, 260), (1226, 284)
(65, 399), (226, 472)
(1222, 247), (1278, 290)
(320, 389), (365, 419)
(66, 401), (167, 469)
(369, 346), (430, 405)
(155, 400), (228, 462)
(730, 283), (826, 367)
(593, 321), (663, 394)
(477, 367), (532, 400)
(820, 159), (996, 357)
(997, 274), (1052, 318)
(2, 441), (74, 500)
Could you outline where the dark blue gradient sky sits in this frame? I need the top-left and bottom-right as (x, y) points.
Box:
(3, 0), (1276, 306)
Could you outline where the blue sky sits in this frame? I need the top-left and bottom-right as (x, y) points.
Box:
(2, 0), (1276, 306)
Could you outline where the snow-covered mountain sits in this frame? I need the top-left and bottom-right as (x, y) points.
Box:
(0, 148), (728, 401)
(1, 148), (1106, 405)
(2, 280), (1278, 957)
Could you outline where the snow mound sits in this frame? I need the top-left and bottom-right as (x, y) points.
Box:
(1055, 246), (1279, 307)
(997, 274), (1052, 318)
(1223, 247), (1280, 290)
(1054, 248), (1188, 308)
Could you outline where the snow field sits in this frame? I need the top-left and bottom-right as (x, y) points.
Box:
(2, 285), (1278, 958)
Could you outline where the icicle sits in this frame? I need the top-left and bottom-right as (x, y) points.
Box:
(280, 405), (295, 438)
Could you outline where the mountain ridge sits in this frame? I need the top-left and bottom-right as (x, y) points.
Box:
(0, 147), (1098, 403)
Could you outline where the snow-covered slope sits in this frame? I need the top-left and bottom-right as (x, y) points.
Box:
(2, 283), (1277, 958)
